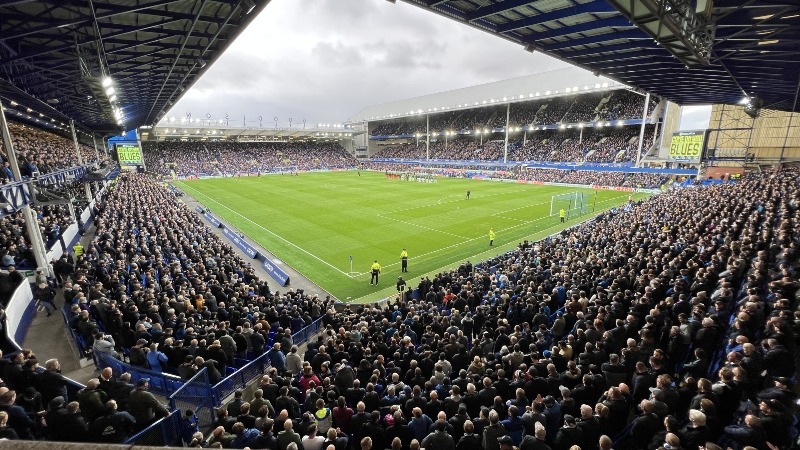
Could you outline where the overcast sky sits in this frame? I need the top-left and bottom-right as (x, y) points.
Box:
(166, 0), (571, 126)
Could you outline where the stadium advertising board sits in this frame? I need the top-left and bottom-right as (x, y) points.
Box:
(669, 130), (706, 162)
(263, 259), (290, 287)
(116, 144), (144, 166)
(222, 227), (259, 259)
(203, 211), (222, 228)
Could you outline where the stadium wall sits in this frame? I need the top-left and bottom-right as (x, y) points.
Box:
(657, 101), (684, 160)
(706, 104), (800, 163)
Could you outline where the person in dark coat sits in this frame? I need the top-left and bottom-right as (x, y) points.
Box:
(37, 359), (69, 404)
(89, 399), (137, 443)
(630, 400), (661, 450)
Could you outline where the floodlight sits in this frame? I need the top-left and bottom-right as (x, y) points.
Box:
(105, 86), (115, 96)
(242, 0), (257, 14)
(102, 77), (113, 88)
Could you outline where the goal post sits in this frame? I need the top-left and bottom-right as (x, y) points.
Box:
(549, 192), (590, 219)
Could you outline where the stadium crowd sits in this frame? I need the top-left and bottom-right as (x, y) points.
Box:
(0, 121), (100, 184)
(142, 142), (358, 177)
(0, 122), (107, 270)
(0, 163), (796, 450)
(369, 89), (657, 137)
(192, 166), (797, 450)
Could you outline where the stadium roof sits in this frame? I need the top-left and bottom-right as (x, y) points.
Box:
(398, 0), (800, 113)
(0, 0), (269, 134)
(348, 67), (627, 123)
(146, 123), (361, 141)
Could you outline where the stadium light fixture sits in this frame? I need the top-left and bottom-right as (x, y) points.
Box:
(102, 77), (113, 88)
(242, 0), (257, 14)
(617, 121), (624, 126)
(535, 92), (540, 97)
(739, 96), (751, 105)
(109, 94), (117, 102)
(105, 86), (115, 96)
(198, 57), (207, 68)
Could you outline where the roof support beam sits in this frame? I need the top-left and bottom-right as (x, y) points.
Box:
(522, 16), (632, 43)
(497, 3), (618, 33)
(0, 0), (184, 42)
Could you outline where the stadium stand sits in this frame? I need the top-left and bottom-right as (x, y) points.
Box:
(512, 127), (655, 164)
(0, 121), (99, 183)
(142, 141), (358, 177)
(369, 89), (657, 138)
(2, 148), (799, 450)
(0, 122), (104, 269)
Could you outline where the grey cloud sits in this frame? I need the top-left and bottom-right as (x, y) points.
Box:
(169, 0), (570, 123)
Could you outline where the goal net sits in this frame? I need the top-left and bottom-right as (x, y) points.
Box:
(549, 192), (590, 219)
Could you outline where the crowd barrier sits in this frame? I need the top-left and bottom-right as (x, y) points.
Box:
(123, 410), (183, 446)
(169, 367), (215, 431)
(94, 352), (184, 399)
(3, 281), (34, 351)
(212, 351), (270, 405)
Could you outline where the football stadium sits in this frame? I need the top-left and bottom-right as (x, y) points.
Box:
(0, 0), (799, 449)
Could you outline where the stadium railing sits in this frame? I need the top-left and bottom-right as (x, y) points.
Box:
(123, 409), (183, 446)
(212, 351), (270, 405)
(292, 317), (323, 346)
(94, 352), (184, 398)
(209, 318), (323, 406)
(169, 367), (215, 431)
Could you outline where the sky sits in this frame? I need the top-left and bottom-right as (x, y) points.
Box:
(680, 105), (713, 130)
(166, 0), (571, 126)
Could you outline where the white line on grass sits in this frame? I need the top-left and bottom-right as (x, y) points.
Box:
(179, 182), (356, 278)
(348, 194), (630, 302)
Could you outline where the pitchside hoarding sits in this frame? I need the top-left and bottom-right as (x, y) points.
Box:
(669, 130), (706, 162)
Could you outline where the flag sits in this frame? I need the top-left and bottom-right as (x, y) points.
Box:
(349, 255), (353, 262)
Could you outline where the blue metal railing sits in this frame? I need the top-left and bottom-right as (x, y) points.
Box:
(169, 367), (214, 432)
(94, 352), (184, 399)
(123, 410), (183, 446)
(212, 351), (270, 405)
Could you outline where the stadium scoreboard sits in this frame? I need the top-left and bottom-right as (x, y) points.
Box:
(669, 130), (706, 162)
(116, 144), (143, 166)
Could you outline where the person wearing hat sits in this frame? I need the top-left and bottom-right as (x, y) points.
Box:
(553, 415), (583, 450)
(370, 260), (381, 285)
(128, 378), (169, 430)
(498, 435), (519, 450)
(758, 398), (791, 448)
(397, 276), (407, 293)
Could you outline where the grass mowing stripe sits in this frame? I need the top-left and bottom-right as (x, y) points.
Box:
(176, 172), (643, 301)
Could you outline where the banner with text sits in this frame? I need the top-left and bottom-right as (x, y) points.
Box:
(669, 130), (706, 162)
(115, 144), (144, 166)
(263, 259), (290, 287)
(222, 227), (259, 259)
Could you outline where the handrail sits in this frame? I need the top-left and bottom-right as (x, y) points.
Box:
(123, 409), (180, 446)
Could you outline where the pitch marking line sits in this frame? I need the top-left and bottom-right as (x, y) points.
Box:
(348, 194), (629, 299)
(179, 182), (357, 279)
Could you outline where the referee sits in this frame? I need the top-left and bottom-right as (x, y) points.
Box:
(370, 260), (381, 285)
(400, 248), (408, 273)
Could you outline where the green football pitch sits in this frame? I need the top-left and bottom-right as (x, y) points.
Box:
(176, 171), (644, 303)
